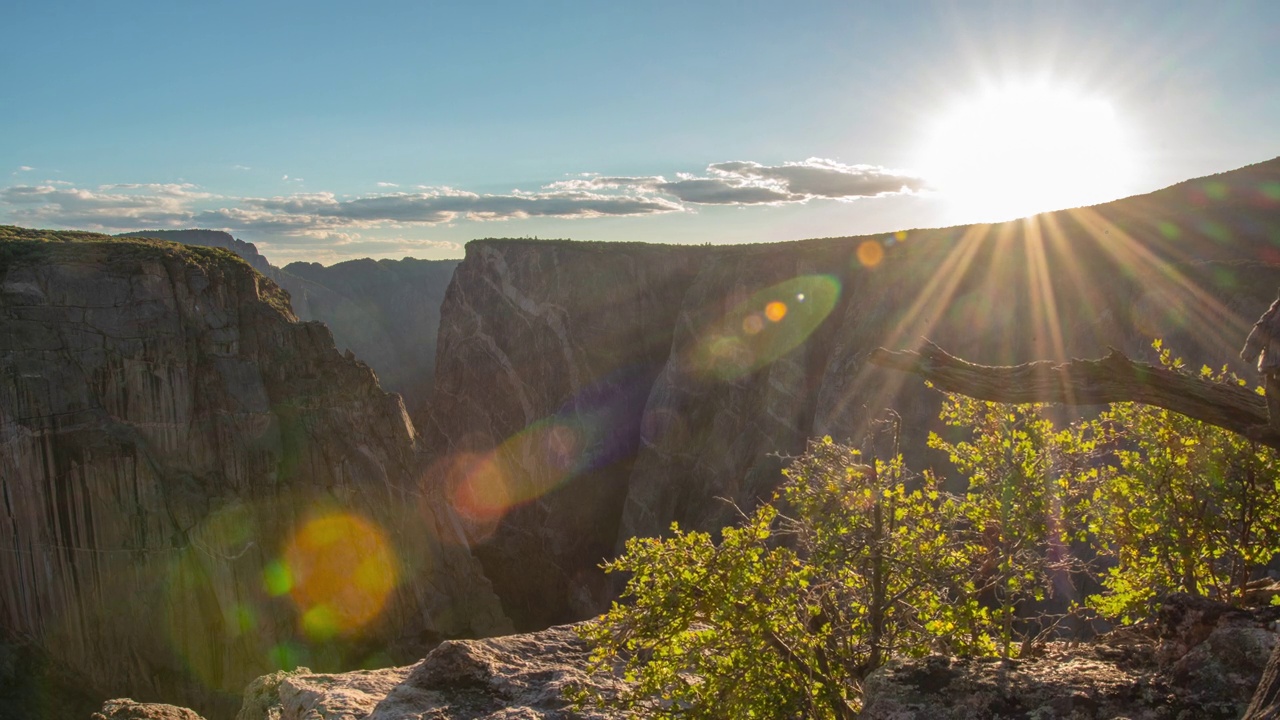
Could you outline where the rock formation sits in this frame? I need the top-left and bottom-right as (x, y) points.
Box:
(118, 230), (459, 417)
(424, 158), (1280, 629)
(280, 257), (458, 422)
(0, 228), (508, 718)
(859, 594), (1280, 719)
(232, 623), (619, 720)
(116, 594), (1276, 719)
(92, 699), (208, 720)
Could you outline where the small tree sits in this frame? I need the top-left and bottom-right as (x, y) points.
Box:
(576, 438), (972, 718)
(928, 394), (1093, 655)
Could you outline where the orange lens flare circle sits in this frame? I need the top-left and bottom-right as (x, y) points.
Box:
(280, 512), (398, 640)
(856, 240), (885, 268)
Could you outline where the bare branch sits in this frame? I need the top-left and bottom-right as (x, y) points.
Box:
(868, 341), (1280, 451)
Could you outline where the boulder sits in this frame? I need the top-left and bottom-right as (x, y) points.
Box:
(92, 699), (207, 720)
(236, 624), (622, 720)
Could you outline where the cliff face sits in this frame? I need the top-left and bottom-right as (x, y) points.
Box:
(0, 229), (509, 718)
(423, 242), (707, 629)
(280, 258), (459, 421)
(427, 159), (1280, 630)
(117, 230), (458, 417)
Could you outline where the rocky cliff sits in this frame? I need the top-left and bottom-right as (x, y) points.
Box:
(280, 257), (459, 422)
(117, 230), (459, 417)
(0, 228), (509, 719)
(426, 158), (1280, 630)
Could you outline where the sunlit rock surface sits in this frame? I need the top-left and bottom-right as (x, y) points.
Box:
(0, 231), (509, 718)
(235, 624), (619, 720)
(426, 159), (1280, 630)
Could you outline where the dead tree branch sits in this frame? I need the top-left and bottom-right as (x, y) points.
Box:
(868, 341), (1280, 452)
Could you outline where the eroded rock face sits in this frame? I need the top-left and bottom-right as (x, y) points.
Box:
(236, 624), (620, 720)
(280, 257), (459, 420)
(118, 230), (460, 417)
(0, 232), (509, 718)
(427, 160), (1280, 630)
(423, 242), (708, 630)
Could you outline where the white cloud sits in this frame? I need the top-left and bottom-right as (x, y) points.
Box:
(0, 155), (922, 258)
(709, 159), (924, 199)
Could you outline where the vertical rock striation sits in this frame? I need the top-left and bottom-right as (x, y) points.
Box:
(423, 241), (706, 630)
(0, 229), (509, 718)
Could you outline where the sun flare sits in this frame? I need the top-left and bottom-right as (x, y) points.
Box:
(919, 83), (1136, 222)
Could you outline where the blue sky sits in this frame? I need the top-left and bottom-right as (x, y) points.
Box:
(2, 1), (1277, 263)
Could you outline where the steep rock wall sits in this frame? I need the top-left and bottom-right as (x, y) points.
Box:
(280, 257), (459, 420)
(118, 230), (459, 417)
(423, 242), (707, 629)
(0, 231), (509, 718)
(427, 159), (1280, 630)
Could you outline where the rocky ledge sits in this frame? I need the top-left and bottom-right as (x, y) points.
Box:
(229, 623), (620, 720)
(862, 594), (1279, 719)
(95, 593), (1279, 720)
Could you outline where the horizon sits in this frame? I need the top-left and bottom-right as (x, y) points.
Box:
(2, 1), (1278, 265)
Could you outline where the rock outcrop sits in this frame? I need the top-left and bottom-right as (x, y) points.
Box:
(234, 623), (619, 720)
(141, 595), (1274, 720)
(92, 699), (208, 720)
(0, 228), (509, 718)
(860, 596), (1280, 719)
(117, 230), (460, 416)
(425, 158), (1280, 629)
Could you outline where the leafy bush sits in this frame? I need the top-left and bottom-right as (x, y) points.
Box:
(928, 394), (1094, 655)
(577, 438), (994, 717)
(1083, 342), (1280, 621)
(577, 341), (1280, 714)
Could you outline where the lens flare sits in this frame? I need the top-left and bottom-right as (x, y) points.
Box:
(857, 240), (885, 268)
(693, 275), (841, 381)
(280, 512), (398, 640)
(445, 367), (652, 526)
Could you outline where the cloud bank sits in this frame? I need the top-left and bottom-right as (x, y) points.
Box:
(0, 158), (922, 258)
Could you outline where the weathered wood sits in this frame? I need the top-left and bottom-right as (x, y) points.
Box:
(868, 341), (1280, 452)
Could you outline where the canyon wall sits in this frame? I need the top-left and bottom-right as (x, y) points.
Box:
(280, 257), (459, 421)
(426, 159), (1280, 630)
(0, 229), (508, 718)
(118, 230), (458, 417)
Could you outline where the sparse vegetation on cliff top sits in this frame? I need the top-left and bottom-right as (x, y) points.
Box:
(0, 225), (294, 316)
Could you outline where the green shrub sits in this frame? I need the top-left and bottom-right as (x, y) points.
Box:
(1083, 342), (1280, 621)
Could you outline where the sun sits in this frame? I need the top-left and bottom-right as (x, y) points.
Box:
(918, 83), (1136, 222)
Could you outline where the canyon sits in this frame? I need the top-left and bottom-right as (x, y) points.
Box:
(2, 158), (1280, 717)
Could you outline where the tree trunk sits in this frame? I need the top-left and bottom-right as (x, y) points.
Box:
(868, 340), (1280, 714)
